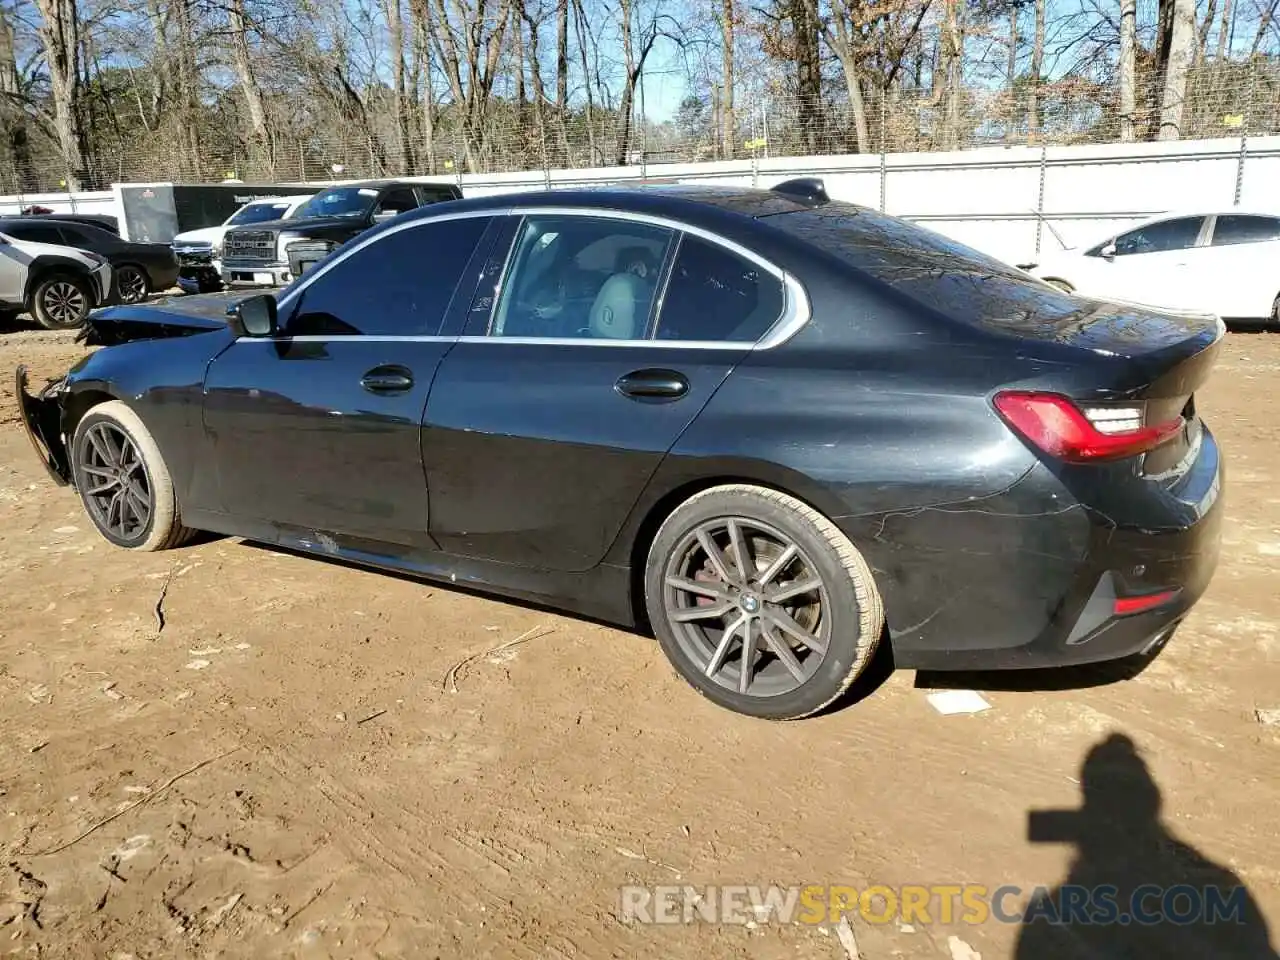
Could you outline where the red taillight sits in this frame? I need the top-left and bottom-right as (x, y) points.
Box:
(1114, 590), (1179, 616)
(993, 391), (1184, 463)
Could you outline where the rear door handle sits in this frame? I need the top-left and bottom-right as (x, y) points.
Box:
(361, 365), (414, 393)
(616, 369), (689, 402)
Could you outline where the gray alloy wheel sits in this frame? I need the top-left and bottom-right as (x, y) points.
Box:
(31, 274), (92, 329)
(662, 515), (832, 699)
(79, 420), (152, 543)
(70, 401), (196, 551)
(645, 484), (884, 720)
(116, 265), (149, 304)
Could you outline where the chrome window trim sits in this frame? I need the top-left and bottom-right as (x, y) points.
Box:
(233, 334), (771, 350)
(270, 202), (813, 350)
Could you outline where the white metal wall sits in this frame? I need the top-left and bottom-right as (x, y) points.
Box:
(3, 134), (1277, 265)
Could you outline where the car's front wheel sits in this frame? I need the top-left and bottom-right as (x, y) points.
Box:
(31, 273), (93, 329)
(70, 401), (197, 551)
(644, 484), (884, 719)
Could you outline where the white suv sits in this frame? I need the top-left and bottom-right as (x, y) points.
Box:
(0, 228), (113, 329)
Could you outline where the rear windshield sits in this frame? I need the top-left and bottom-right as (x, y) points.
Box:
(767, 202), (1085, 334)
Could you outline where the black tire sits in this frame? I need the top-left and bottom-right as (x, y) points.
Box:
(1271, 295), (1279, 331)
(116, 264), (150, 304)
(70, 400), (197, 551)
(30, 272), (93, 329)
(644, 484), (884, 720)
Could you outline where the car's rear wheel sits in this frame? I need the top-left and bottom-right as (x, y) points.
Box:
(70, 401), (196, 551)
(31, 273), (93, 329)
(1271, 294), (1279, 330)
(644, 484), (884, 719)
(116, 265), (149, 304)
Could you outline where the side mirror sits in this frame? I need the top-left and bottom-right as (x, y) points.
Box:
(226, 294), (277, 338)
(1100, 243), (1117, 260)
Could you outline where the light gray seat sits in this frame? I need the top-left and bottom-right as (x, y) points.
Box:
(588, 272), (645, 339)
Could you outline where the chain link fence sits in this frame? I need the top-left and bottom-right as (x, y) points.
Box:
(1, 66), (1278, 196)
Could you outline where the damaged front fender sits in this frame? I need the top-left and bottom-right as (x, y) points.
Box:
(15, 365), (71, 486)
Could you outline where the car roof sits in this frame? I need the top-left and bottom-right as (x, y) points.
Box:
(1137, 206), (1280, 221)
(400, 183), (821, 231)
(0, 216), (103, 228)
(325, 179), (423, 189)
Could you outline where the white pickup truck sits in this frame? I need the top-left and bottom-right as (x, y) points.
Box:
(171, 195), (313, 294)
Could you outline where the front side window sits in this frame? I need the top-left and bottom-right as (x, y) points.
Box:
(489, 215), (674, 340)
(654, 235), (785, 342)
(1110, 217), (1204, 256)
(375, 188), (419, 218)
(284, 216), (490, 337)
(1211, 215), (1280, 246)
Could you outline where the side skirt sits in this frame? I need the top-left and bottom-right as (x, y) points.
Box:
(182, 508), (637, 628)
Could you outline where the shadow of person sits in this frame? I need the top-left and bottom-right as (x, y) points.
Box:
(1016, 733), (1277, 959)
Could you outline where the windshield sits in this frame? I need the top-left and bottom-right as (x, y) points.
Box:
(293, 186), (379, 220)
(227, 202), (297, 225)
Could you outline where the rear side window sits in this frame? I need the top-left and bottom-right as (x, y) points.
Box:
(489, 215), (674, 340)
(1211, 215), (1280, 246)
(285, 216), (489, 337)
(376, 188), (419, 217)
(654, 235), (785, 342)
(1111, 217), (1204, 256)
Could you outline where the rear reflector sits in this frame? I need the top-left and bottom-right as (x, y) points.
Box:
(1114, 590), (1179, 616)
(993, 391), (1184, 462)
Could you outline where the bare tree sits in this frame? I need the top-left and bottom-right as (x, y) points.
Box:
(1119, 0), (1137, 139)
(0, 5), (38, 190)
(1028, 0), (1044, 141)
(227, 0), (271, 172)
(613, 0), (678, 164)
(1158, 0), (1196, 138)
(423, 0), (514, 171)
(938, 0), (965, 148)
(383, 0), (411, 172)
(1216, 0), (1235, 57)
(804, 0), (871, 151)
(716, 0), (735, 157)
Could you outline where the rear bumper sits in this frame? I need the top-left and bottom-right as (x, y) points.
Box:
(885, 428), (1224, 672)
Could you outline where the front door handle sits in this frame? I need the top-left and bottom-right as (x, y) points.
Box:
(616, 369), (689, 402)
(361, 365), (414, 393)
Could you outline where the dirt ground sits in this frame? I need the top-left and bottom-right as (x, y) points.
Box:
(1, 319), (1278, 960)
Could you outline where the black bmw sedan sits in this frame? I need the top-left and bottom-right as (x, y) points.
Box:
(0, 216), (178, 304)
(15, 180), (1224, 719)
